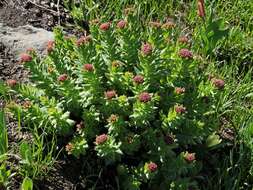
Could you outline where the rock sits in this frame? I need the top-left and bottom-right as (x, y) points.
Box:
(0, 23), (54, 59)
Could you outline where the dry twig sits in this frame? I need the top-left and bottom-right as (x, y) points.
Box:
(26, 0), (58, 15)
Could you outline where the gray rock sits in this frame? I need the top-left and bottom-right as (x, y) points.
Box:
(0, 23), (54, 59)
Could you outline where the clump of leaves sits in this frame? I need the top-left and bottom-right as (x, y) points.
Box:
(5, 12), (225, 189)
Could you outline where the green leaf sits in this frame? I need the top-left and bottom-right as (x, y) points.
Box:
(0, 110), (8, 155)
(21, 177), (33, 190)
(20, 142), (32, 164)
(206, 133), (222, 148)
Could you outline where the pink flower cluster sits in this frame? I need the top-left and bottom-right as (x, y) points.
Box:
(139, 92), (151, 103)
(47, 40), (55, 53)
(184, 152), (196, 163)
(212, 78), (225, 89)
(133, 75), (144, 84)
(105, 90), (117, 100)
(147, 162), (158, 172)
(175, 105), (186, 114)
(83, 64), (94, 72)
(20, 53), (32, 63)
(179, 49), (193, 59)
(117, 20), (127, 29)
(141, 43), (153, 56)
(100, 22), (110, 31)
(6, 79), (17, 87)
(175, 87), (185, 95)
(58, 74), (68, 82)
(96, 134), (108, 145)
(76, 36), (92, 47)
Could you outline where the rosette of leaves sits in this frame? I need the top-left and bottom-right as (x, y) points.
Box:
(5, 12), (225, 189)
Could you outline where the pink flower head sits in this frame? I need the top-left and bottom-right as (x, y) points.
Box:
(20, 53), (32, 63)
(139, 92), (151, 103)
(175, 105), (186, 114)
(105, 90), (117, 100)
(141, 43), (153, 56)
(133, 75), (144, 84)
(147, 162), (158, 172)
(149, 21), (162, 28)
(178, 36), (189, 44)
(184, 152), (196, 163)
(179, 48), (193, 59)
(96, 134), (108, 145)
(117, 20), (127, 29)
(175, 87), (185, 95)
(99, 22), (110, 31)
(47, 40), (55, 53)
(6, 79), (17, 87)
(212, 78), (225, 89)
(197, 0), (205, 18)
(83, 64), (94, 72)
(76, 35), (92, 47)
(58, 74), (68, 82)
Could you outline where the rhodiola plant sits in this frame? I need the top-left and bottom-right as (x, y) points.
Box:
(5, 11), (225, 189)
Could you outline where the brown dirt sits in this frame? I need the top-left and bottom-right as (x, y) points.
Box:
(0, 0), (71, 30)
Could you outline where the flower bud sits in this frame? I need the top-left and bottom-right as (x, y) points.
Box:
(197, 0), (205, 18)
(179, 48), (193, 59)
(212, 78), (225, 89)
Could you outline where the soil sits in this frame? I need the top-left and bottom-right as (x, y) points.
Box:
(0, 1), (91, 189)
(0, 0), (72, 30)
